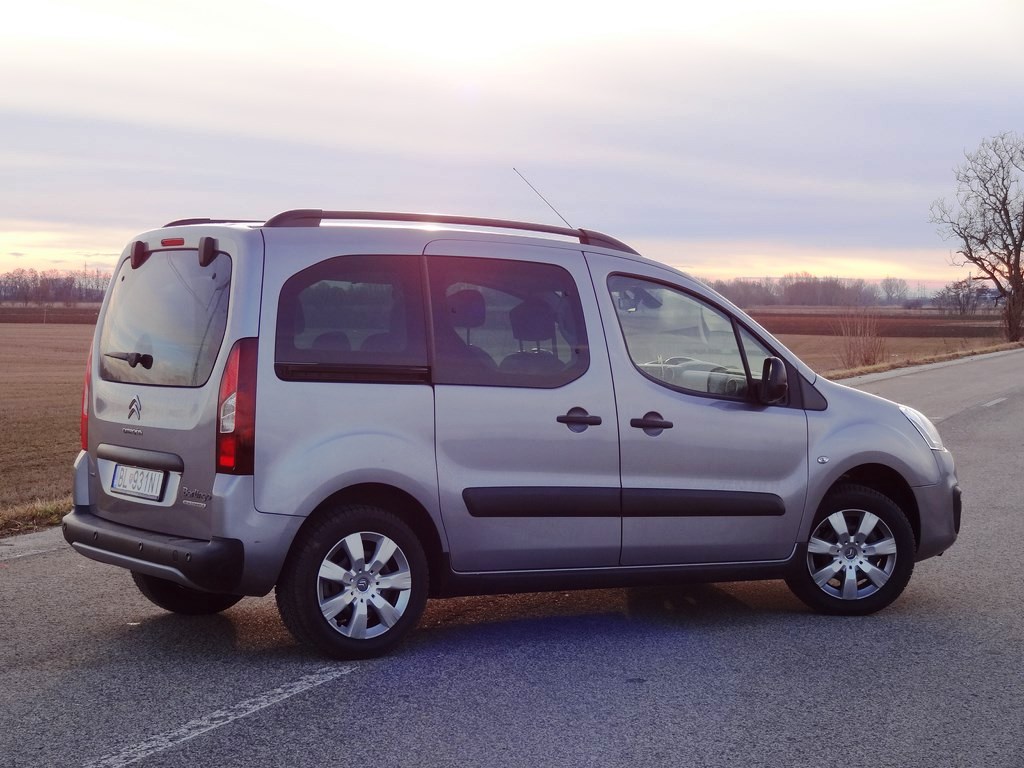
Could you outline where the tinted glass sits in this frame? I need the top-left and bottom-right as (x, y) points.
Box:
(276, 254), (427, 368)
(99, 250), (231, 387)
(608, 275), (756, 398)
(428, 256), (589, 388)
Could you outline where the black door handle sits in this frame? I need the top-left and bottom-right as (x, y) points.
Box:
(558, 414), (603, 426)
(557, 407), (602, 432)
(630, 412), (673, 434)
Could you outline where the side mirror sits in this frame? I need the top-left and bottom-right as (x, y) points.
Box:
(759, 357), (788, 405)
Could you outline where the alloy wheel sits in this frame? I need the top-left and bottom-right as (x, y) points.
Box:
(317, 531), (413, 639)
(805, 508), (899, 601)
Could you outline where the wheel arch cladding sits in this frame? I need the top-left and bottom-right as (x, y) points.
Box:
(827, 464), (919, 550)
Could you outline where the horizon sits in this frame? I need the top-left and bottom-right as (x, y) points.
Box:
(0, 259), (956, 297)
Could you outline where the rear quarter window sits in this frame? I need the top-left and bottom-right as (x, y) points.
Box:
(99, 250), (231, 387)
(275, 254), (428, 376)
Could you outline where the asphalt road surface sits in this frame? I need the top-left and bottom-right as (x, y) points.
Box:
(2, 350), (1022, 768)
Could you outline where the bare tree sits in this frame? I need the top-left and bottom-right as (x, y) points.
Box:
(879, 276), (909, 305)
(933, 278), (979, 316)
(931, 132), (1024, 340)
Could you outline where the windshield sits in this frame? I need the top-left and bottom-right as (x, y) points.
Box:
(99, 249), (231, 386)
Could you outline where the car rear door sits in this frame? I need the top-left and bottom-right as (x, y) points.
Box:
(86, 228), (262, 540)
(425, 240), (621, 572)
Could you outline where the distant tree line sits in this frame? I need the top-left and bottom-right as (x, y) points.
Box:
(706, 272), (1006, 318)
(704, 273), (912, 308)
(0, 267), (111, 304)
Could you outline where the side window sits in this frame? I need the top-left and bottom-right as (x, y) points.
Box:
(428, 256), (589, 388)
(608, 275), (756, 399)
(275, 255), (427, 377)
(739, 327), (773, 380)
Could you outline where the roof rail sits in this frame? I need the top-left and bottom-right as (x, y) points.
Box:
(262, 209), (640, 255)
(163, 217), (262, 227)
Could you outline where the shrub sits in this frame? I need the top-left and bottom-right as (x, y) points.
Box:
(834, 311), (888, 368)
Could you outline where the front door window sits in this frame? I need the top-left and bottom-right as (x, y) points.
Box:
(608, 275), (775, 401)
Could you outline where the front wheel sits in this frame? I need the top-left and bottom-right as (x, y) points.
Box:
(131, 572), (243, 615)
(786, 484), (915, 616)
(276, 504), (428, 659)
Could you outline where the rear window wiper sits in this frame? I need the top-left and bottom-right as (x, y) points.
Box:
(104, 351), (154, 369)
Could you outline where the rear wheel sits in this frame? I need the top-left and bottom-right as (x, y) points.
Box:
(276, 504), (428, 659)
(786, 484), (915, 615)
(131, 572), (243, 615)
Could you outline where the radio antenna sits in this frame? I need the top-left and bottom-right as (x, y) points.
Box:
(513, 167), (573, 228)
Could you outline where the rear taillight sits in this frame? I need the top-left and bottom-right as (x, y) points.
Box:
(81, 349), (92, 451)
(217, 338), (258, 474)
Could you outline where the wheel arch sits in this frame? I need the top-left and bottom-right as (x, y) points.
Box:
(289, 483), (447, 596)
(822, 464), (920, 551)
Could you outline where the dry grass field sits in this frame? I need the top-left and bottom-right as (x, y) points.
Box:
(750, 307), (1003, 337)
(751, 307), (1006, 373)
(778, 334), (1009, 374)
(0, 324), (93, 533)
(0, 313), (1015, 536)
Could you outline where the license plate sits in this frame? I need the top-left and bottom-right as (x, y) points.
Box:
(112, 464), (165, 501)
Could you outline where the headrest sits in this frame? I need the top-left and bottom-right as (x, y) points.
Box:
(509, 299), (556, 342)
(446, 289), (486, 329)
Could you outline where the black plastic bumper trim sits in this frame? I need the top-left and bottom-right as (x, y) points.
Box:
(96, 444), (184, 473)
(623, 488), (785, 517)
(432, 552), (796, 598)
(953, 485), (962, 534)
(62, 506), (243, 593)
(463, 487), (784, 518)
(463, 487), (620, 517)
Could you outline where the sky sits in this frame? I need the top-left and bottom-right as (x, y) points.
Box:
(2, 0), (1023, 287)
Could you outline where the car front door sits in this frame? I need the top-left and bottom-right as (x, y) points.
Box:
(588, 253), (808, 566)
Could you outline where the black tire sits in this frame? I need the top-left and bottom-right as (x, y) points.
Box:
(276, 504), (428, 660)
(131, 572), (243, 615)
(786, 484), (916, 616)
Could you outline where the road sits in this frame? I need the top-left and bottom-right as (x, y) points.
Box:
(2, 350), (1022, 768)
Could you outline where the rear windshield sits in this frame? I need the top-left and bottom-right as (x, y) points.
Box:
(99, 250), (231, 386)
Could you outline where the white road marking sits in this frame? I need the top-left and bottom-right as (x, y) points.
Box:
(82, 666), (354, 768)
(0, 545), (64, 561)
(982, 397), (1007, 408)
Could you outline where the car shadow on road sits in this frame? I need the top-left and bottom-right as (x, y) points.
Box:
(90, 593), (305, 662)
(625, 581), (801, 625)
(66, 581), (809, 665)
(405, 579), (809, 657)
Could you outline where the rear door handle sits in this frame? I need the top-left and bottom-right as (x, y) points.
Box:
(557, 407), (602, 432)
(630, 412), (673, 435)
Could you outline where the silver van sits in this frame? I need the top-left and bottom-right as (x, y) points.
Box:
(63, 210), (961, 658)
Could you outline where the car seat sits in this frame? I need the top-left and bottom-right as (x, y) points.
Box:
(499, 298), (564, 376)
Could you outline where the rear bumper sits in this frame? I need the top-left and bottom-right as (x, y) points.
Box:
(62, 505), (244, 593)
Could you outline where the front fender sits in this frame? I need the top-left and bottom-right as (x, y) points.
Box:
(801, 383), (941, 541)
